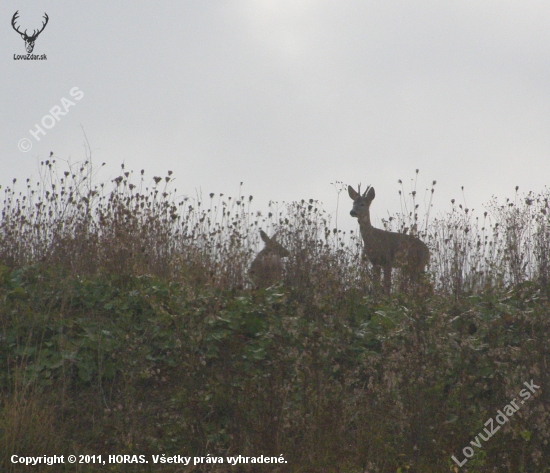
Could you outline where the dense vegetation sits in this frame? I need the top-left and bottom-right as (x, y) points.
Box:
(1, 161), (549, 472)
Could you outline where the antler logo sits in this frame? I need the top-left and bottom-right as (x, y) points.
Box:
(11, 10), (49, 54)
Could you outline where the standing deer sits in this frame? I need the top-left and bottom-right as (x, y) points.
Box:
(249, 230), (289, 288)
(349, 185), (429, 294)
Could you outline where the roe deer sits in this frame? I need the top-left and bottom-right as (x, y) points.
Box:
(349, 185), (430, 294)
(249, 230), (290, 288)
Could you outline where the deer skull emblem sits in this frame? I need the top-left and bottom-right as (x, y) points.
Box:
(12, 11), (49, 54)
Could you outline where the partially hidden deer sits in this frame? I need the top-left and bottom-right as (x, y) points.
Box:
(249, 230), (290, 288)
(349, 185), (430, 294)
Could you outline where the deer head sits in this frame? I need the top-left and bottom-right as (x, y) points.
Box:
(12, 11), (49, 54)
(348, 185), (375, 222)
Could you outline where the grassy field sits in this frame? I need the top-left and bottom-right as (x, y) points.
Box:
(1, 161), (549, 472)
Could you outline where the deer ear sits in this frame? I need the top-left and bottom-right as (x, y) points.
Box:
(348, 185), (359, 200)
(366, 187), (375, 200)
(260, 230), (270, 244)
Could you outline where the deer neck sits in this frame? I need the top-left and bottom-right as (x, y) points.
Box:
(358, 212), (373, 232)
(358, 212), (378, 244)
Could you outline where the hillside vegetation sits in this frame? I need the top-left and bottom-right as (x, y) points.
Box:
(1, 161), (549, 472)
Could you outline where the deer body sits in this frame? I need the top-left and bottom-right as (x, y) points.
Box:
(349, 185), (429, 294)
(249, 230), (289, 288)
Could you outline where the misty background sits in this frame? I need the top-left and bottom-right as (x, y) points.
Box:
(2, 1), (550, 232)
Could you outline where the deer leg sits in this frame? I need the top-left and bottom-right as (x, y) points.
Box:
(398, 271), (406, 293)
(372, 265), (381, 292)
(400, 268), (410, 293)
(383, 265), (392, 295)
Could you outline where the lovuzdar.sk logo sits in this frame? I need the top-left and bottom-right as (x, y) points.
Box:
(12, 10), (48, 60)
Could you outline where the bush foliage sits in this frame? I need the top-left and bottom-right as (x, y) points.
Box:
(1, 161), (549, 472)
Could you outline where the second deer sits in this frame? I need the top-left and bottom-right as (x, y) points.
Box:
(249, 230), (290, 289)
(349, 185), (429, 294)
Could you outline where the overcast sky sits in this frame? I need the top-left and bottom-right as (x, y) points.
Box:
(2, 1), (550, 231)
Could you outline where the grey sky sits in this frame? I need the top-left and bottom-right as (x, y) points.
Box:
(2, 1), (550, 231)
